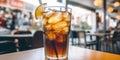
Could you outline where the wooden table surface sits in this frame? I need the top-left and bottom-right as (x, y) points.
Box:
(0, 46), (120, 60)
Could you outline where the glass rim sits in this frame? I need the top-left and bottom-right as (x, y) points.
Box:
(45, 6), (72, 12)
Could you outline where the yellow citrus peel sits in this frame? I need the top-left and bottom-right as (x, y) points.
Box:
(34, 3), (46, 19)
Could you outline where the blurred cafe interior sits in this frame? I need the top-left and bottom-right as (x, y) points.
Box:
(0, 0), (120, 57)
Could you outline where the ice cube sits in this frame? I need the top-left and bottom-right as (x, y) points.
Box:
(53, 21), (68, 29)
(45, 11), (55, 18)
(45, 24), (52, 30)
(63, 12), (71, 21)
(48, 12), (63, 24)
(52, 21), (70, 35)
(42, 19), (47, 26)
(62, 27), (69, 34)
(46, 32), (56, 40)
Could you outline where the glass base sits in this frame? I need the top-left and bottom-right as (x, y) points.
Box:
(45, 56), (68, 60)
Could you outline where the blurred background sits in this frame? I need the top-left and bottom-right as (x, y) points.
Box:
(0, 0), (120, 55)
(0, 0), (118, 33)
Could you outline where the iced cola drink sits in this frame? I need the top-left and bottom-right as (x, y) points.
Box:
(42, 7), (71, 59)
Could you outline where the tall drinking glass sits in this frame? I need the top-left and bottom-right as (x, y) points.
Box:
(42, 6), (72, 60)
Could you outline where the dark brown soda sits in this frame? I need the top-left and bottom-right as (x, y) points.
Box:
(45, 34), (69, 58)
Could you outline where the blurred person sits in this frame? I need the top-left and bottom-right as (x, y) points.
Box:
(29, 17), (34, 28)
(29, 12), (33, 20)
(96, 13), (104, 32)
(29, 12), (33, 28)
(18, 14), (30, 30)
(0, 12), (6, 27)
(70, 16), (76, 30)
(23, 15), (30, 25)
(9, 12), (17, 31)
(116, 20), (120, 28)
(112, 23), (120, 41)
(5, 12), (13, 29)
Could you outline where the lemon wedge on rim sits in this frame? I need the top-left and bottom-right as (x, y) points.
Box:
(34, 3), (46, 20)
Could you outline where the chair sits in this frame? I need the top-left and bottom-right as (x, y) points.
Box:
(100, 30), (118, 53)
(13, 30), (32, 51)
(78, 31), (96, 49)
(31, 31), (44, 49)
(112, 31), (120, 54)
(70, 31), (79, 45)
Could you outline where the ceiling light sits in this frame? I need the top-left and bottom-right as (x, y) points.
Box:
(107, 6), (114, 12)
(94, 0), (103, 6)
(114, 1), (120, 7)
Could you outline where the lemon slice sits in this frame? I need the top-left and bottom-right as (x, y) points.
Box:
(34, 3), (46, 19)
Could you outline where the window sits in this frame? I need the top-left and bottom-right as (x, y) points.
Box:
(57, 0), (62, 3)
